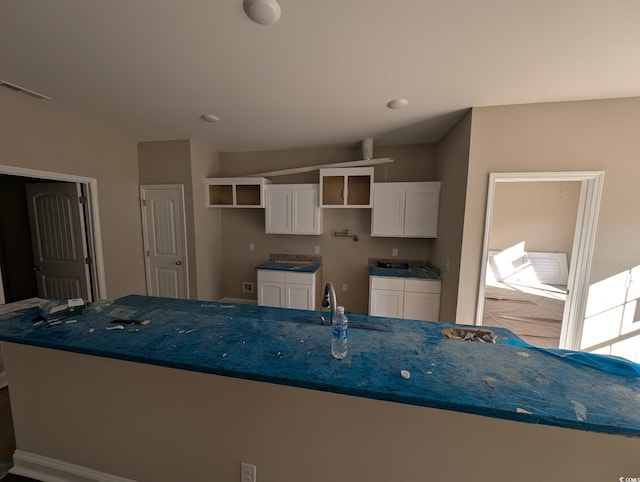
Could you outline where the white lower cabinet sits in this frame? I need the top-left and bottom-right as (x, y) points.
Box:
(257, 270), (317, 310)
(369, 276), (440, 321)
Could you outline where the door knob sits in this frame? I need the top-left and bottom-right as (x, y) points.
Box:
(175, 261), (183, 266)
(33, 265), (42, 271)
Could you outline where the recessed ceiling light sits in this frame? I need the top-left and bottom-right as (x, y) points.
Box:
(243, 0), (281, 26)
(387, 98), (409, 110)
(201, 113), (221, 123)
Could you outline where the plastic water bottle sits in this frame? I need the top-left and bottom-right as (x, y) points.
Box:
(331, 306), (348, 359)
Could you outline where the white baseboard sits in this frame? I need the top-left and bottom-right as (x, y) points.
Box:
(10, 450), (139, 482)
(217, 297), (257, 305)
(0, 371), (6, 390)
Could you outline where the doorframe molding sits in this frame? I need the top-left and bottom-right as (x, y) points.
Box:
(476, 171), (605, 350)
(0, 164), (107, 300)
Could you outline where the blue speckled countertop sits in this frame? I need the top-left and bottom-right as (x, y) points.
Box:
(1, 294), (640, 437)
(256, 261), (321, 273)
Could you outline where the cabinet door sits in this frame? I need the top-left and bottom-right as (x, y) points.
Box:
(265, 188), (291, 234)
(258, 281), (285, 307)
(320, 167), (373, 208)
(403, 291), (440, 321)
(371, 186), (405, 237)
(404, 184), (440, 238)
(291, 186), (322, 234)
(285, 283), (314, 310)
(369, 289), (404, 318)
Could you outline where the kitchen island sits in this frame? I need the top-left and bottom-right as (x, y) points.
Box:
(1, 295), (639, 482)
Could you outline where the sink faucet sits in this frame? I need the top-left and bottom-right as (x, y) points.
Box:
(322, 282), (337, 320)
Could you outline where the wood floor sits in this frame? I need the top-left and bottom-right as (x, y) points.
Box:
(482, 281), (566, 348)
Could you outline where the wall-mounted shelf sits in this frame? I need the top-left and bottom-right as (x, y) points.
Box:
(206, 178), (271, 208)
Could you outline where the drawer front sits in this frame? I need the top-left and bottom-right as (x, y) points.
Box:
(404, 279), (441, 294)
(370, 276), (405, 291)
(257, 270), (285, 283)
(285, 271), (314, 285)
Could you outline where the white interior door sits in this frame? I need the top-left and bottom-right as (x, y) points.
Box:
(140, 185), (188, 299)
(25, 182), (91, 301)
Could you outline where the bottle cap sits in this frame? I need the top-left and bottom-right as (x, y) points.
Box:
(336, 306), (345, 314)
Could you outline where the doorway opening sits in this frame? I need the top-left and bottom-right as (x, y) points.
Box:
(0, 165), (106, 304)
(476, 171), (605, 350)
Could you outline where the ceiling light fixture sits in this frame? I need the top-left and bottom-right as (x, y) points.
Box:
(243, 0), (281, 26)
(201, 113), (221, 123)
(386, 98), (409, 110)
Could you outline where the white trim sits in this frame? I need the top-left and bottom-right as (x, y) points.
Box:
(10, 450), (139, 482)
(0, 263), (5, 305)
(218, 297), (258, 305)
(0, 164), (107, 300)
(249, 157), (393, 177)
(0, 371), (7, 390)
(476, 171), (605, 350)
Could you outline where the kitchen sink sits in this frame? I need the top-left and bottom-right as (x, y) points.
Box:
(293, 316), (392, 332)
(377, 261), (409, 269)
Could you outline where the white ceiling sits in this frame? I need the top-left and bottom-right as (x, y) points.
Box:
(2, 1), (640, 152)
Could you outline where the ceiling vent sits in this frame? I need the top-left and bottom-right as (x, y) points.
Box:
(361, 138), (374, 160)
(0, 80), (51, 101)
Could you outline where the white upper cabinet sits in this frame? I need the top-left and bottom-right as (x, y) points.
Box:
(320, 167), (374, 208)
(371, 182), (441, 238)
(206, 177), (271, 208)
(265, 184), (322, 235)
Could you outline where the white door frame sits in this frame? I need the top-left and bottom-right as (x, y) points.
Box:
(0, 164), (107, 300)
(476, 171), (605, 350)
(140, 184), (189, 298)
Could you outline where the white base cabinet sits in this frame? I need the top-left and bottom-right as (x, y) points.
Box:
(371, 182), (441, 238)
(257, 270), (318, 310)
(265, 184), (322, 235)
(369, 276), (440, 321)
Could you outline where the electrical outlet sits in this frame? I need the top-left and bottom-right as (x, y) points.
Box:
(392, 248), (398, 257)
(314, 245), (320, 254)
(445, 259), (450, 271)
(242, 282), (254, 293)
(241, 462), (256, 482)
(249, 243), (255, 252)
(342, 283), (348, 292)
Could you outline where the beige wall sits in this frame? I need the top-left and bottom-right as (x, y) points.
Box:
(219, 144), (436, 314)
(490, 181), (581, 262)
(457, 98), (640, 351)
(5, 343), (640, 482)
(432, 111), (472, 323)
(189, 139), (224, 300)
(0, 89), (146, 300)
(138, 139), (224, 301)
(138, 140), (198, 297)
